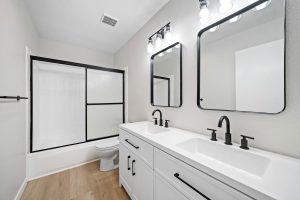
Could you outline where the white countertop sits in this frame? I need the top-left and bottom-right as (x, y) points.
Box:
(120, 121), (300, 200)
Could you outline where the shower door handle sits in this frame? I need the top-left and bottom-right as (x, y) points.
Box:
(131, 160), (136, 176)
(127, 155), (131, 170)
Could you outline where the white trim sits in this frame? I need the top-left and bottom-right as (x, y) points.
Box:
(28, 159), (99, 181)
(14, 179), (27, 200)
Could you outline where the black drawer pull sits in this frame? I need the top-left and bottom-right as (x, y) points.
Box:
(132, 160), (136, 176)
(125, 139), (139, 149)
(174, 173), (211, 200)
(127, 155), (131, 170)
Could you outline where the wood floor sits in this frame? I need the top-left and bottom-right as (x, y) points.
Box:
(22, 161), (130, 200)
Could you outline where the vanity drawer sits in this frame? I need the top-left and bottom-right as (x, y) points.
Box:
(154, 148), (253, 200)
(119, 128), (154, 168)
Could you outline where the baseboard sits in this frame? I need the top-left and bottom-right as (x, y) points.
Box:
(14, 179), (27, 200)
(28, 159), (99, 181)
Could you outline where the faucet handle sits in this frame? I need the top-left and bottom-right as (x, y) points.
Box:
(207, 128), (217, 141)
(240, 135), (254, 150)
(153, 118), (158, 125)
(164, 120), (170, 128)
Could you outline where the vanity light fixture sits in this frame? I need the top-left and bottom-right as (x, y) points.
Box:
(147, 22), (171, 54)
(209, 25), (220, 32)
(219, 0), (233, 13)
(199, 0), (210, 24)
(229, 15), (241, 23)
(254, 0), (271, 11)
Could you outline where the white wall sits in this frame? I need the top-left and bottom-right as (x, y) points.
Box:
(0, 2), (118, 197)
(39, 38), (114, 68)
(115, 0), (300, 159)
(0, 0), (39, 199)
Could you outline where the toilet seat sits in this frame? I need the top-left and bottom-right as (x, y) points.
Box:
(96, 137), (119, 150)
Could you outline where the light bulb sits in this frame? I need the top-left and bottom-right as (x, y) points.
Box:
(219, 0), (233, 13)
(147, 39), (154, 53)
(158, 52), (164, 57)
(254, 0), (271, 11)
(155, 34), (162, 49)
(209, 25), (219, 32)
(165, 25), (172, 42)
(166, 48), (173, 53)
(199, 7), (210, 24)
(228, 15), (241, 23)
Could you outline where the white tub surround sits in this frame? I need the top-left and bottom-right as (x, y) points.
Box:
(119, 121), (300, 200)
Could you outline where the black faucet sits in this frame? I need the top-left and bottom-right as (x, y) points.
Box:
(152, 109), (163, 126)
(218, 116), (232, 145)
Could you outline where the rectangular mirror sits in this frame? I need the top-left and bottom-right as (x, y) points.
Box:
(151, 42), (182, 107)
(198, 0), (285, 114)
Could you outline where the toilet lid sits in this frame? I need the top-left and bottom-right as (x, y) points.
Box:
(96, 137), (119, 150)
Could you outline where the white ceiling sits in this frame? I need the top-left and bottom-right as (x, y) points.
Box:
(25, 0), (170, 54)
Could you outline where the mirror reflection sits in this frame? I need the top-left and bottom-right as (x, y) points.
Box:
(198, 0), (285, 114)
(151, 42), (182, 107)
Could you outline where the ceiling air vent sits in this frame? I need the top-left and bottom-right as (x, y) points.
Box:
(101, 14), (118, 27)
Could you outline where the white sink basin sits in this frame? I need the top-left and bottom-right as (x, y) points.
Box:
(144, 124), (169, 134)
(176, 138), (270, 177)
(127, 123), (169, 134)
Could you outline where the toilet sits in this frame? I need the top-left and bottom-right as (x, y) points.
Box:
(96, 137), (119, 171)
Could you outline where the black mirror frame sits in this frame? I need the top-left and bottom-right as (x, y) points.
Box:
(197, 0), (286, 115)
(151, 42), (183, 108)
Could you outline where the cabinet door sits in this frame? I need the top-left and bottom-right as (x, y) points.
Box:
(155, 174), (190, 200)
(119, 143), (134, 195)
(131, 154), (154, 200)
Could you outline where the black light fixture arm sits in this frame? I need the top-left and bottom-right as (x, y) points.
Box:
(199, 0), (208, 8)
(148, 22), (171, 40)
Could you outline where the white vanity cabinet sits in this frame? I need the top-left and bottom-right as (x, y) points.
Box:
(119, 129), (153, 200)
(119, 128), (254, 200)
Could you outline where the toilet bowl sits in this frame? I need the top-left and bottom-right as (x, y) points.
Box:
(96, 137), (119, 171)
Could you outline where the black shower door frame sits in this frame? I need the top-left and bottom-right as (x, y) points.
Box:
(30, 56), (125, 153)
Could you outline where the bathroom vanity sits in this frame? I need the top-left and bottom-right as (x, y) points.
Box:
(119, 121), (300, 200)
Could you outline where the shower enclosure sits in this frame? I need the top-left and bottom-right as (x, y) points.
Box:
(30, 56), (124, 153)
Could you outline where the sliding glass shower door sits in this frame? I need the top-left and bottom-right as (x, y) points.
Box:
(87, 69), (124, 141)
(31, 57), (124, 152)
